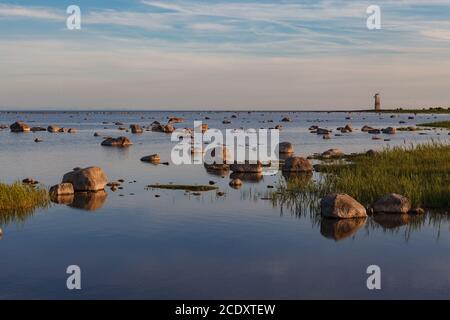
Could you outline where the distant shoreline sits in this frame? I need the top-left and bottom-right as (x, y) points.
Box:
(0, 108), (449, 114)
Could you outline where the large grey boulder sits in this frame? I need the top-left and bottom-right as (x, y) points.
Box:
(321, 194), (367, 219)
(62, 167), (108, 192)
(373, 193), (411, 214)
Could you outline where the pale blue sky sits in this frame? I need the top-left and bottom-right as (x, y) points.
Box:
(1, 0), (450, 110)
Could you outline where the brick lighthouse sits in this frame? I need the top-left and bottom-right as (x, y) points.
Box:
(374, 93), (381, 111)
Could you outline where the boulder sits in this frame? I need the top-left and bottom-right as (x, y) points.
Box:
(31, 126), (46, 132)
(361, 125), (374, 132)
(382, 127), (397, 134)
(130, 124), (143, 134)
(49, 183), (74, 197)
(281, 117), (291, 122)
(316, 128), (331, 135)
(47, 125), (60, 133)
(168, 117), (184, 123)
(282, 157), (313, 172)
(230, 162), (262, 173)
(321, 194), (367, 219)
(278, 142), (294, 154)
(229, 178), (243, 188)
(10, 121), (30, 132)
(140, 154), (161, 164)
(373, 193), (411, 214)
(101, 136), (133, 147)
(322, 148), (345, 158)
(62, 166), (108, 192)
(151, 123), (175, 133)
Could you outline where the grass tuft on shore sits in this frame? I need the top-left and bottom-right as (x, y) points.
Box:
(274, 142), (450, 210)
(417, 121), (450, 129)
(0, 182), (50, 225)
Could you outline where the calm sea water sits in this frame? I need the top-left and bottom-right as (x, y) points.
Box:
(0, 110), (449, 299)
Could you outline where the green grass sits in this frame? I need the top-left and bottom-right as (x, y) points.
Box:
(0, 182), (50, 225)
(146, 184), (219, 191)
(274, 142), (450, 210)
(417, 121), (450, 129)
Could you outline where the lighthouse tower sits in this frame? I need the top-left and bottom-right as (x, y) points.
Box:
(374, 93), (381, 111)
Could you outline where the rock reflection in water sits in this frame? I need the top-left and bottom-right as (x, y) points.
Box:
(230, 172), (263, 182)
(52, 191), (108, 211)
(373, 213), (411, 229)
(320, 218), (367, 241)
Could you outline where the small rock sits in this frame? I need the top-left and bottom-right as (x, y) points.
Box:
(322, 149), (345, 159)
(130, 124), (143, 134)
(49, 183), (75, 197)
(22, 178), (38, 185)
(217, 191), (225, 196)
(140, 154), (161, 164)
(101, 136), (133, 147)
(47, 125), (60, 133)
(409, 208), (425, 215)
(282, 157), (313, 172)
(373, 193), (411, 214)
(34, 138), (43, 143)
(10, 121), (30, 132)
(229, 178), (243, 188)
(209, 181), (216, 185)
(278, 142), (294, 154)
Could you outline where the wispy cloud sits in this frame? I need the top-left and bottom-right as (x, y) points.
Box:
(0, 4), (63, 20)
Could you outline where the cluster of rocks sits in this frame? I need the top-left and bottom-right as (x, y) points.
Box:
(320, 193), (423, 219)
(151, 121), (175, 133)
(49, 167), (109, 210)
(9, 121), (77, 136)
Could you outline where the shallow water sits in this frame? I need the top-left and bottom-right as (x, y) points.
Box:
(0, 110), (449, 299)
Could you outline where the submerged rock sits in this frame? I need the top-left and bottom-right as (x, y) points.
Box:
(47, 125), (60, 133)
(151, 123), (175, 133)
(373, 193), (411, 214)
(140, 154), (161, 164)
(10, 121), (30, 132)
(278, 142), (294, 154)
(382, 127), (397, 134)
(229, 178), (243, 188)
(130, 124), (143, 134)
(62, 166), (108, 192)
(101, 136), (133, 147)
(321, 148), (345, 159)
(321, 194), (367, 219)
(282, 157), (313, 172)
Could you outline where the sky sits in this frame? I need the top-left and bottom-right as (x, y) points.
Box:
(1, 0), (450, 110)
